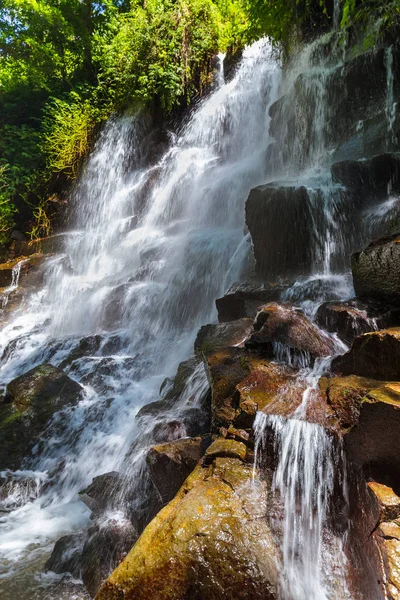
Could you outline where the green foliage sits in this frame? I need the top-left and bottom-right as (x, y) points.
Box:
(0, 164), (17, 245)
(98, 0), (221, 112)
(243, 0), (330, 47)
(341, 0), (400, 49)
(42, 91), (106, 178)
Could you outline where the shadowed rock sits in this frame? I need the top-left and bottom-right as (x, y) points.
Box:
(0, 364), (84, 470)
(315, 298), (400, 343)
(332, 328), (400, 380)
(146, 437), (203, 504)
(352, 234), (400, 300)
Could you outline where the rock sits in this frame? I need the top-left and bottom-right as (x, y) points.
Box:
(152, 420), (188, 443)
(206, 348), (336, 432)
(368, 483), (400, 599)
(194, 319), (253, 355)
(215, 280), (289, 322)
(315, 298), (400, 343)
(10, 234), (65, 259)
(246, 185), (316, 278)
(59, 335), (105, 369)
(82, 517), (137, 597)
(136, 357), (211, 439)
(79, 472), (125, 516)
(343, 466), (384, 600)
(220, 425), (250, 444)
(246, 302), (335, 361)
(223, 45), (243, 81)
(323, 374), (400, 487)
(146, 437), (203, 504)
(331, 153), (400, 198)
(332, 328), (400, 380)
(0, 471), (43, 511)
(203, 438), (247, 463)
(352, 234), (400, 300)
(368, 482), (400, 522)
(95, 457), (280, 600)
(45, 532), (86, 578)
(161, 357), (206, 406)
(0, 364), (84, 470)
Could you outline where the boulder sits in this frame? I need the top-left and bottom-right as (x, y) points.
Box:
(321, 374), (400, 487)
(245, 303), (335, 361)
(10, 234), (65, 259)
(368, 482), (400, 522)
(81, 517), (137, 597)
(203, 438), (247, 463)
(352, 234), (400, 300)
(206, 348), (336, 432)
(45, 532), (86, 578)
(0, 471), (43, 512)
(245, 185), (316, 278)
(331, 153), (400, 198)
(95, 454), (280, 600)
(368, 483), (400, 599)
(315, 298), (400, 343)
(146, 437), (203, 504)
(332, 328), (400, 380)
(194, 319), (253, 355)
(0, 364), (84, 470)
(79, 472), (126, 516)
(215, 280), (288, 322)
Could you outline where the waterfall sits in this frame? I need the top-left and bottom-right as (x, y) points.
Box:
(0, 39), (281, 598)
(386, 46), (397, 148)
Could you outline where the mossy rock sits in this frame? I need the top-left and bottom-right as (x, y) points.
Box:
(96, 457), (279, 600)
(0, 363), (83, 470)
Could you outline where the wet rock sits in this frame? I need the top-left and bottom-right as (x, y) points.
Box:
(332, 328), (400, 380)
(0, 471), (42, 511)
(220, 425), (250, 444)
(368, 482), (400, 522)
(59, 335), (104, 369)
(146, 437), (203, 504)
(0, 254), (47, 288)
(368, 483), (400, 599)
(45, 532), (86, 578)
(223, 45), (243, 81)
(323, 374), (400, 488)
(246, 185), (316, 278)
(344, 467), (384, 600)
(206, 347), (335, 432)
(96, 457), (280, 600)
(0, 364), (84, 470)
(152, 420), (188, 443)
(162, 357), (205, 405)
(246, 302), (335, 360)
(352, 234), (400, 300)
(194, 318), (253, 355)
(79, 472), (126, 516)
(203, 438), (247, 464)
(331, 153), (400, 198)
(9, 234), (66, 259)
(82, 517), (137, 597)
(215, 280), (289, 322)
(315, 298), (400, 343)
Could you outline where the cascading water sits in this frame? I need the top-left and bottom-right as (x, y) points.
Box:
(0, 39), (281, 599)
